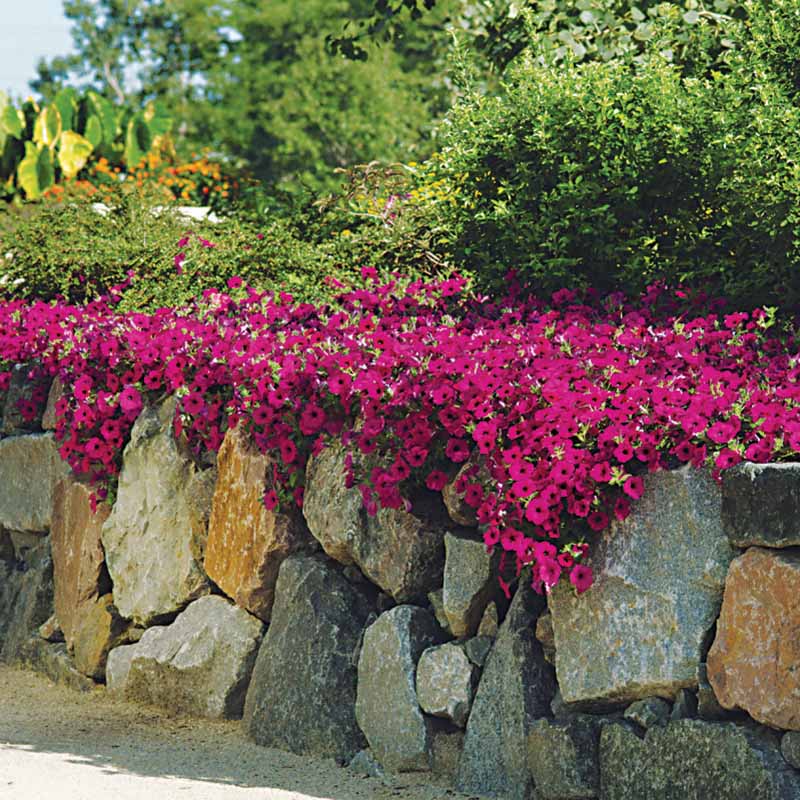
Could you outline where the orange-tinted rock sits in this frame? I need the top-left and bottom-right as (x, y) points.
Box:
(51, 477), (111, 649)
(72, 593), (128, 680)
(707, 547), (800, 730)
(204, 425), (310, 622)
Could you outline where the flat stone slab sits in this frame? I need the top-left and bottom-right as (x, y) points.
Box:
(549, 467), (734, 708)
(708, 547), (800, 730)
(51, 477), (111, 650)
(0, 433), (70, 532)
(722, 462), (800, 548)
(204, 425), (311, 622)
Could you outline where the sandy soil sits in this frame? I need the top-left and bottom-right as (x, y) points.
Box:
(0, 666), (483, 800)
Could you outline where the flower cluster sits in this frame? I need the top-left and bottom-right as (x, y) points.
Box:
(1, 274), (799, 595)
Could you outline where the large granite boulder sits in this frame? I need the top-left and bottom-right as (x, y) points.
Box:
(0, 537), (54, 662)
(0, 433), (70, 532)
(204, 425), (311, 622)
(457, 577), (556, 799)
(707, 547), (800, 730)
(722, 462), (800, 548)
(442, 532), (498, 638)
(106, 595), (263, 718)
(549, 467), (734, 708)
(416, 642), (478, 728)
(101, 398), (216, 626)
(527, 715), (610, 800)
(243, 555), (375, 762)
(304, 444), (446, 601)
(600, 720), (800, 800)
(51, 477), (111, 649)
(356, 605), (445, 772)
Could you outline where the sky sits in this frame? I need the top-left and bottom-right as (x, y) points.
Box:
(0, 1), (72, 99)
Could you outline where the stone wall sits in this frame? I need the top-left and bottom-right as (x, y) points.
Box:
(2, 386), (800, 799)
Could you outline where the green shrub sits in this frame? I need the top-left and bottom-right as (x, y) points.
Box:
(0, 193), (349, 309)
(414, 39), (800, 309)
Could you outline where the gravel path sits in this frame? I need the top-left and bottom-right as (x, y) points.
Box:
(0, 666), (482, 800)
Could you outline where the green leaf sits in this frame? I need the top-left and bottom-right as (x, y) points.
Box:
(124, 114), (152, 167)
(17, 141), (54, 199)
(33, 105), (62, 149)
(58, 131), (94, 179)
(86, 91), (116, 143)
(83, 115), (103, 148)
(1, 102), (24, 139)
(53, 87), (78, 132)
(143, 100), (172, 137)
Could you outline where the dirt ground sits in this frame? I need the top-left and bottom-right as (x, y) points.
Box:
(0, 666), (483, 800)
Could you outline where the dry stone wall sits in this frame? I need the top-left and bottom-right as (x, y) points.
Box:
(1, 387), (800, 799)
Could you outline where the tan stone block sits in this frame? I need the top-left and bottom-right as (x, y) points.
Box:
(204, 425), (309, 621)
(708, 546), (800, 730)
(51, 477), (110, 648)
(73, 593), (128, 680)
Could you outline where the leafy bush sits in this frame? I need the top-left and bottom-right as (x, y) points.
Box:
(415, 31), (800, 310)
(0, 193), (347, 309)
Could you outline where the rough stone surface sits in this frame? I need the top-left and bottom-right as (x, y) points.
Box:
(478, 602), (499, 638)
(722, 462), (800, 548)
(457, 577), (556, 799)
(41, 376), (64, 431)
(2, 363), (50, 434)
(0, 433), (70, 532)
(244, 555), (375, 762)
(442, 460), (481, 527)
(464, 635), (493, 668)
(72, 593), (128, 680)
(428, 589), (451, 634)
(624, 697), (671, 730)
(101, 398), (216, 626)
(708, 547), (800, 730)
(0, 538), (54, 662)
(16, 638), (96, 692)
(671, 688), (698, 721)
(304, 444), (447, 602)
(600, 719), (800, 800)
(527, 715), (608, 800)
(536, 611), (556, 665)
(697, 663), (733, 721)
(38, 615), (63, 642)
(432, 729), (464, 784)
(356, 605), (445, 772)
(348, 750), (385, 779)
(106, 642), (136, 691)
(51, 477), (111, 649)
(110, 595), (264, 718)
(549, 467), (733, 708)
(443, 532), (497, 638)
(416, 642), (478, 728)
(781, 732), (800, 770)
(204, 425), (311, 621)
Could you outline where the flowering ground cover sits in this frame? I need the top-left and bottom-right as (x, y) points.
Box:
(2, 270), (799, 595)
